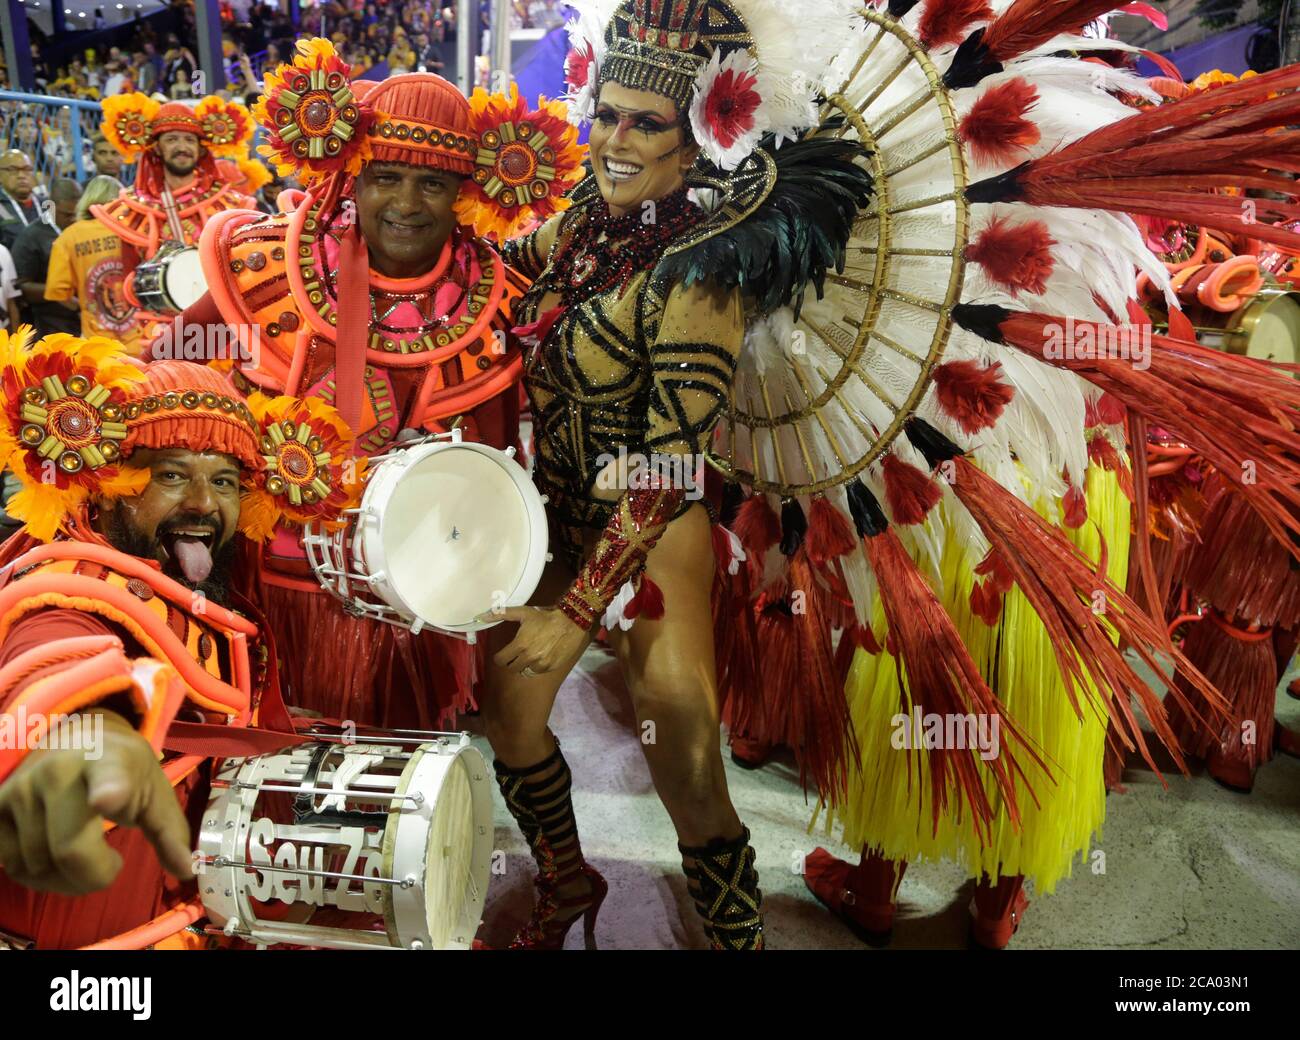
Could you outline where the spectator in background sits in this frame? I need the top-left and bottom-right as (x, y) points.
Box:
(12, 177), (81, 337)
(135, 51), (157, 95)
(45, 175), (138, 347)
(0, 151), (44, 251)
(171, 68), (193, 100)
(91, 133), (124, 180)
(102, 61), (129, 98)
(0, 241), (19, 329)
(93, 7), (107, 30)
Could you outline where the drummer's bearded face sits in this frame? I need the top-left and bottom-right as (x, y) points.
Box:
(355, 162), (463, 279)
(590, 82), (699, 219)
(157, 131), (201, 179)
(95, 448), (242, 605)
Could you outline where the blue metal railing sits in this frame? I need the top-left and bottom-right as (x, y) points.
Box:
(0, 91), (104, 182)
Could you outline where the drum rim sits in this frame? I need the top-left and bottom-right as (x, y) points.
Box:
(359, 440), (550, 633)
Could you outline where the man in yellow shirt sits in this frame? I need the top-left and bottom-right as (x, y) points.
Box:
(45, 193), (142, 353)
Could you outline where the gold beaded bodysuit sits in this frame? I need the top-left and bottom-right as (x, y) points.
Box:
(505, 184), (744, 588)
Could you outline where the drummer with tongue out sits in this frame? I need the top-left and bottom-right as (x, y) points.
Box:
(0, 338), (366, 948)
(177, 39), (584, 732)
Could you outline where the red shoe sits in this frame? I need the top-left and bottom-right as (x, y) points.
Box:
(969, 878), (1029, 950)
(1207, 753), (1255, 793)
(730, 734), (774, 769)
(509, 864), (608, 950)
(1277, 725), (1300, 759)
(1288, 676), (1300, 700)
(803, 847), (897, 946)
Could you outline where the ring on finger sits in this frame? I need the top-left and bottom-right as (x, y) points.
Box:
(521, 667), (539, 679)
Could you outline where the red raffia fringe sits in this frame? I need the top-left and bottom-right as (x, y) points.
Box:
(945, 455), (1226, 775)
(750, 550), (858, 798)
(1166, 616), (1276, 772)
(1014, 63), (1300, 252)
(997, 310), (1300, 559)
(860, 525), (1042, 841)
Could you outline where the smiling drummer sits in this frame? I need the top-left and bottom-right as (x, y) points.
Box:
(90, 93), (260, 347)
(179, 39), (583, 732)
(0, 334), (364, 948)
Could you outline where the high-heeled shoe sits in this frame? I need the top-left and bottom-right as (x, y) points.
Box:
(494, 740), (606, 950)
(680, 827), (765, 950)
(510, 862), (609, 950)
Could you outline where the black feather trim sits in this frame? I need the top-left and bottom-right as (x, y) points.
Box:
(658, 132), (875, 315)
(780, 497), (808, 557)
(942, 26), (1002, 90)
(951, 302), (1013, 344)
(904, 417), (964, 469)
(846, 479), (888, 539)
(966, 162), (1031, 205)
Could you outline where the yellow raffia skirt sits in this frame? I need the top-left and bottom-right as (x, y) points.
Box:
(816, 464), (1129, 893)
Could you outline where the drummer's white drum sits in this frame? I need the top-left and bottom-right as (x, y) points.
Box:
(303, 430), (549, 640)
(197, 728), (493, 950)
(133, 243), (207, 314)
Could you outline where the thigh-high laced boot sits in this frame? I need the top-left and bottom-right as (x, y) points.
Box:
(679, 827), (765, 950)
(493, 742), (608, 949)
(969, 873), (1029, 950)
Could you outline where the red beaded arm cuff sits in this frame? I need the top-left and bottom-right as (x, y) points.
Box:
(557, 483), (686, 630)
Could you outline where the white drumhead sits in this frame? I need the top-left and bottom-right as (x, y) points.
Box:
(374, 443), (545, 630)
(1244, 294), (1300, 365)
(163, 247), (207, 311)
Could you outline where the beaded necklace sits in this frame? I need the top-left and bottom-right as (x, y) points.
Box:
(552, 187), (701, 306)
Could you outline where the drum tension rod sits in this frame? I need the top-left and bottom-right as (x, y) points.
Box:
(212, 780), (425, 804)
(201, 854), (416, 888)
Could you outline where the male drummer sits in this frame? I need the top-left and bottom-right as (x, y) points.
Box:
(0, 349), (303, 948)
(176, 44), (581, 730)
(90, 94), (257, 346)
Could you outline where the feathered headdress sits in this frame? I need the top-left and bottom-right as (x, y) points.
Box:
(563, 0), (854, 169)
(0, 329), (151, 540)
(454, 83), (586, 241)
(254, 37), (380, 186)
(239, 394), (367, 541)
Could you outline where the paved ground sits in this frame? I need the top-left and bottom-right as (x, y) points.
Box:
(467, 650), (1300, 950)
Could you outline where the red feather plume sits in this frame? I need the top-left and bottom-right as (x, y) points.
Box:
(982, 0), (1141, 63)
(806, 497), (857, 565)
(919, 0), (994, 49)
(933, 359), (1015, 434)
(959, 78), (1042, 166)
(882, 453), (943, 525)
(966, 215), (1056, 294)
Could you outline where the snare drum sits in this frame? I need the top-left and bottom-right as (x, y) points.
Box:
(303, 430), (549, 639)
(198, 729), (493, 950)
(133, 242), (207, 314)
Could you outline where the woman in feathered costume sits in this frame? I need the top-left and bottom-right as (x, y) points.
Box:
(489, 0), (867, 949)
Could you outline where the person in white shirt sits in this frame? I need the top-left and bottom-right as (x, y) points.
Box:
(0, 243), (20, 329)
